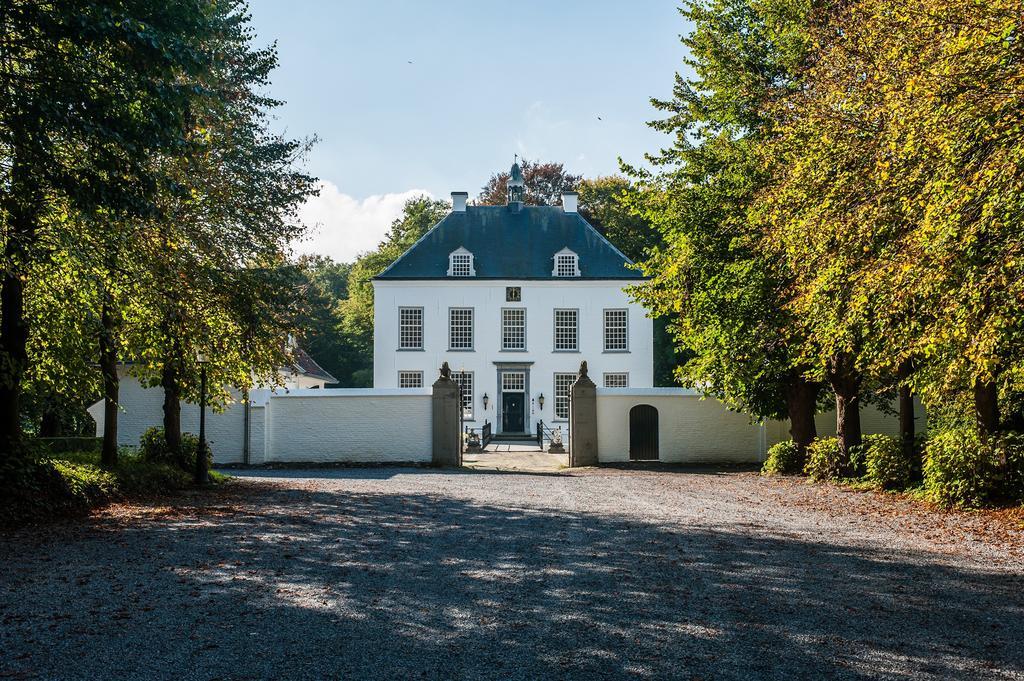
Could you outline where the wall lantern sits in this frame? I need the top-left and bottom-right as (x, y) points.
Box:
(482, 393), (489, 410)
(538, 393), (545, 410)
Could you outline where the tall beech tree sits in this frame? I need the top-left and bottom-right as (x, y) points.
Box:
(0, 1), (218, 461)
(760, 0), (1024, 460)
(629, 0), (822, 451)
(119, 3), (316, 460)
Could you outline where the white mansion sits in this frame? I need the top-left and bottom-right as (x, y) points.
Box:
(372, 161), (653, 435)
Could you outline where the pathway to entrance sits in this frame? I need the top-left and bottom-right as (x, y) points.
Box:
(463, 444), (567, 471)
(2, 467), (1022, 679)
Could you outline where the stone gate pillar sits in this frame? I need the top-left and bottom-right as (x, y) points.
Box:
(432, 362), (461, 466)
(569, 360), (598, 467)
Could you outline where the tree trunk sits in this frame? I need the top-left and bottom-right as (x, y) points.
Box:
(162, 359), (183, 464)
(786, 373), (818, 454)
(39, 408), (62, 437)
(829, 353), (862, 475)
(974, 378), (999, 436)
(897, 359), (915, 461)
(0, 150), (38, 461)
(898, 384), (915, 460)
(99, 297), (119, 467)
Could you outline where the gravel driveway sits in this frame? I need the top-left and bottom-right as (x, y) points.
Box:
(2, 466), (1023, 680)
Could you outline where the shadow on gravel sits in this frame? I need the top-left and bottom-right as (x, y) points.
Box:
(224, 466), (568, 480)
(2, 485), (1023, 680)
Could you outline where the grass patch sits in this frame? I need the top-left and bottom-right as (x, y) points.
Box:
(0, 449), (229, 527)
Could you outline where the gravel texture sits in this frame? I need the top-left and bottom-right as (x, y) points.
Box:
(2, 466), (1023, 680)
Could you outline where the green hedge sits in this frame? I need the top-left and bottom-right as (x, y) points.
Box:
(38, 437), (103, 453)
(804, 437), (843, 481)
(0, 449), (214, 526)
(863, 434), (914, 490)
(762, 440), (804, 476)
(923, 428), (1024, 508)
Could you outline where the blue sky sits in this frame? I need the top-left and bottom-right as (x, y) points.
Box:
(246, 0), (692, 261)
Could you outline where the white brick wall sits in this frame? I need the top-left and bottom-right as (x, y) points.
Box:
(595, 389), (926, 463)
(88, 370), (247, 463)
(263, 389), (432, 463)
(87, 373), (431, 465)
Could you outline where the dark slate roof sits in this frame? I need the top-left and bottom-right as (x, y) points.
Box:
(292, 347), (337, 384)
(375, 205), (644, 280)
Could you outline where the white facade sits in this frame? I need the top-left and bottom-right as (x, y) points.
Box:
(373, 278), (654, 433)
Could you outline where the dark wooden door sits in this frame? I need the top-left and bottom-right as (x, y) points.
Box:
(629, 404), (659, 460)
(502, 393), (525, 432)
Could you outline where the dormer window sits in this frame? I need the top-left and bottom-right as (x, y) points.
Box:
(447, 247), (475, 277)
(552, 248), (580, 277)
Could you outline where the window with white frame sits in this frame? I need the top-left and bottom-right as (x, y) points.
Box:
(501, 371), (525, 392)
(447, 248), (475, 277)
(452, 371), (474, 419)
(603, 309), (628, 351)
(399, 307), (423, 349)
(603, 372), (629, 388)
(502, 308), (526, 350)
(554, 372), (578, 420)
(553, 249), (580, 277)
(449, 308), (474, 350)
(398, 371), (423, 388)
(553, 309), (578, 351)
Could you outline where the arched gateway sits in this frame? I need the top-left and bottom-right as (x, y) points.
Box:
(629, 404), (659, 461)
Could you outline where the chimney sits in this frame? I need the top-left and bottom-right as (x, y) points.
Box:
(561, 191), (578, 213)
(451, 192), (468, 212)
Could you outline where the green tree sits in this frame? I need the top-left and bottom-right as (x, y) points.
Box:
(339, 196), (450, 385)
(629, 0), (822, 450)
(296, 255), (373, 387)
(0, 1), (220, 461)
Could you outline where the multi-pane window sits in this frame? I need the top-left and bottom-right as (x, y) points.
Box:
(452, 371), (474, 419)
(398, 371), (423, 388)
(502, 308), (526, 350)
(554, 253), (579, 277)
(603, 309), (628, 351)
(554, 373), (578, 420)
(448, 251), (474, 277)
(501, 371), (525, 392)
(553, 309), (578, 351)
(399, 307), (423, 349)
(603, 372), (629, 388)
(449, 308), (474, 350)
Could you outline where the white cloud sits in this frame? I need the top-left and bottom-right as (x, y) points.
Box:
(293, 181), (436, 262)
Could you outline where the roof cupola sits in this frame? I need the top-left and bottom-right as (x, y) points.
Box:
(507, 156), (525, 208)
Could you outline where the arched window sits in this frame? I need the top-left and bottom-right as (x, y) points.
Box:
(552, 248), (580, 277)
(447, 247), (475, 277)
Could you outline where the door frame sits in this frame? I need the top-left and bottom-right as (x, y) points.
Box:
(494, 362), (532, 434)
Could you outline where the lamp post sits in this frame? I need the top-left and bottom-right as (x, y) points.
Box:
(195, 352), (209, 485)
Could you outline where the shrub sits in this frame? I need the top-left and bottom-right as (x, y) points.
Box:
(762, 440), (804, 476)
(923, 427), (1001, 508)
(139, 426), (210, 473)
(804, 437), (843, 481)
(0, 449), (206, 526)
(996, 431), (1024, 504)
(864, 434), (913, 490)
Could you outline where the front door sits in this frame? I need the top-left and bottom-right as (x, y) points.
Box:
(502, 392), (525, 433)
